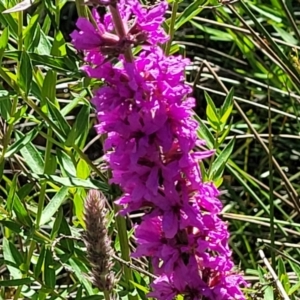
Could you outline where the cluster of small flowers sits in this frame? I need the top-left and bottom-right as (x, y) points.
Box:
(71, 0), (246, 299)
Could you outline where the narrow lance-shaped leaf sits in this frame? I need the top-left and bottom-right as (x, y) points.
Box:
(15, 130), (45, 174)
(6, 173), (18, 213)
(3, 0), (35, 13)
(220, 88), (234, 125)
(0, 278), (34, 286)
(210, 137), (235, 181)
(175, 0), (208, 30)
(0, 27), (9, 63)
(3, 237), (24, 279)
(40, 187), (69, 226)
(205, 91), (221, 131)
(5, 127), (41, 158)
(18, 51), (33, 96)
(65, 102), (90, 148)
(44, 248), (56, 289)
(0, 2), (18, 36)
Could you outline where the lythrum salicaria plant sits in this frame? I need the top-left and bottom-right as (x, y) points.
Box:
(71, 0), (247, 298)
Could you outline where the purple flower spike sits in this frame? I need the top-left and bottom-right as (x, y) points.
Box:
(71, 0), (247, 299)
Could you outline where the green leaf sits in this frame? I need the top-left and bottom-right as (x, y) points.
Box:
(214, 177), (223, 188)
(37, 27), (52, 55)
(1, 220), (22, 234)
(7, 105), (27, 125)
(58, 217), (74, 252)
(47, 100), (70, 138)
(73, 188), (85, 227)
(75, 286), (83, 300)
(17, 182), (35, 200)
(273, 25), (298, 45)
(61, 92), (86, 117)
(77, 159), (90, 180)
(6, 173), (18, 213)
(5, 127), (40, 158)
(40, 187), (69, 225)
(3, 0), (35, 13)
(68, 258), (93, 295)
(0, 3), (18, 37)
(289, 280), (300, 295)
(0, 278), (34, 286)
(81, 296), (105, 300)
(4, 51), (78, 73)
(257, 266), (274, 300)
(195, 115), (214, 149)
(34, 245), (46, 278)
(190, 21), (233, 41)
(51, 30), (66, 56)
(57, 149), (77, 177)
(12, 189), (32, 226)
(15, 130), (45, 174)
(50, 207), (63, 240)
(27, 22), (42, 53)
(217, 124), (231, 145)
(211, 138), (235, 180)
(0, 97), (12, 120)
(3, 237), (24, 279)
(175, 0), (208, 30)
(18, 51), (33, 96)
(24, 13), (40, 51)
(131, 280), (149, 294)
(278, 257), (290, 292)
(65, 102), (90, 148)
(248, 3), (282, 23)
(41, 13), (51, 35)
(204, 91), (220, 131)
(278, 256), (286, 279)
(41, 70), (57, 110)
(0, 27), (9, 63)
(220, 88), (234, 125)
(5, 173), (31, 226)
(44, 248), (56, 289)
(47, 154), (57, 175)
(289, 261), (300, 278)
(30, 173), (108, 190)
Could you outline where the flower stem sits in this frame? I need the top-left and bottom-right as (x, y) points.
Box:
(17, 10), (23, 52)
(106, 3), (137, 299)
(109, 2), (133, 62)
(113, 203), (137, 300)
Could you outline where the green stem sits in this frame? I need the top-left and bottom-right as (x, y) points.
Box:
(103, 290), (111, 300)
(17, 10), (23, 52)
(114, 203), (137, 300)
(13, 239), (36, 300)
(207, 131), (219, 177)
(75, 0), (89, 18)
(55, 0), (60, 34)
(164, 0), (179, 55)
(268, 91), (275, 268)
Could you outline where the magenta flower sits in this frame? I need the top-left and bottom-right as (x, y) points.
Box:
(70, 12), (119, 51)
(71, 1), (246, 299)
